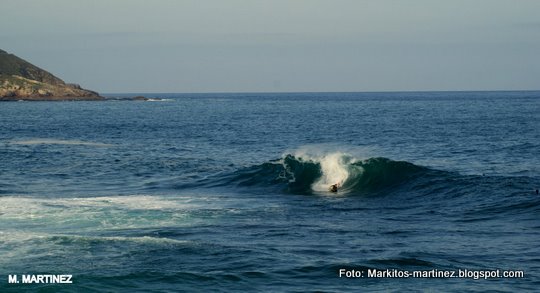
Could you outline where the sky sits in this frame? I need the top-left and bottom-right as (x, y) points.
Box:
(1, 0), (539, 93)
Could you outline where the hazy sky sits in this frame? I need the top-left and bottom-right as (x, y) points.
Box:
(2, 0), (539, 93)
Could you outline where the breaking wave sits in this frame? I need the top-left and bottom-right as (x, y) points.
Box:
(210, 152), (437, 195)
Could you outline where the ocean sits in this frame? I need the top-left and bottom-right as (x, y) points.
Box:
(1, 91), (539, 292)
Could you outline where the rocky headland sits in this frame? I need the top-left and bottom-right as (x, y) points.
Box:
(0, 49), (104, 101)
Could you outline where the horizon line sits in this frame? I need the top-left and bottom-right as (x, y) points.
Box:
(101, 89), (540, 95)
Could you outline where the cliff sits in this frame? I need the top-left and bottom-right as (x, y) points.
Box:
(0, 49), (104, 101)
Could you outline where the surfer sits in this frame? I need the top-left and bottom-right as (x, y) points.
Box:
(329, 183), (339, 193)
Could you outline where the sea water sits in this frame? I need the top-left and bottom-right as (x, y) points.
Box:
(1, 91), (539, 291)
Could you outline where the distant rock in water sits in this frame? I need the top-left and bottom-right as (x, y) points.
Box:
(0, 49), (104, 101)
(132, 95), (163, 101)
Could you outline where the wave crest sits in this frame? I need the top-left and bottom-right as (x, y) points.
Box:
(217, 152), (430, 195)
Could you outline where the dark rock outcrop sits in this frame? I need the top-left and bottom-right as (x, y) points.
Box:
(132, 96), (163, 101)
(0, 49), (104, 101)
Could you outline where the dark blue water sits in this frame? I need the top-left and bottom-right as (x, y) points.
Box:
(1, 92), (539, 292)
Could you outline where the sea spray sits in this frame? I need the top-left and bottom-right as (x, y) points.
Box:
(296, 152), (358, 192)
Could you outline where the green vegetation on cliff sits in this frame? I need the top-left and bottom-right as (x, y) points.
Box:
(0, 49), (103, 101)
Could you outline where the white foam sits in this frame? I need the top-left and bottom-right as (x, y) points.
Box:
(0, 195), (203, 263)
(0, 231), (188, 247)
(0, 231), (49, 243)
(0, 232), (189, 267)
(9, 138), (112, 147)
(289, 147), (362, 192)
(0, 195), (200, 234)
(72, 235), (188, 245)
(54, 195), (196, 210)
(0, 195), (196, 216)
(147, 98), (173, 102)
